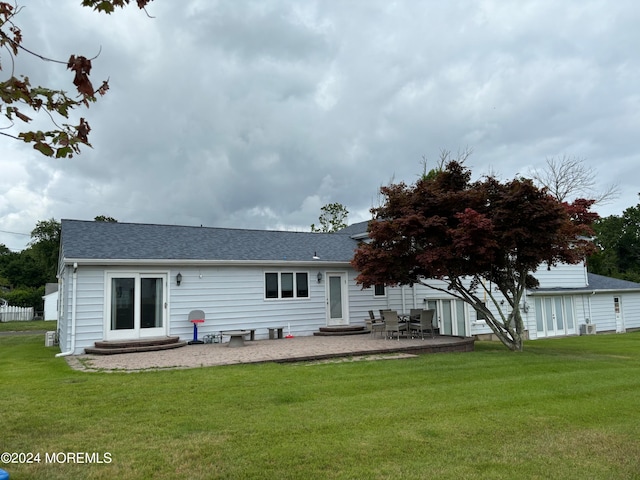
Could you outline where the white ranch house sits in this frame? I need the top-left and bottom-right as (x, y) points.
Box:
(55, 219), (640, 355)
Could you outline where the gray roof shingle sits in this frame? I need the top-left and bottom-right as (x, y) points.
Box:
(532, 272), (640, 293)
(587, 273), (640, 291)
(60, 219), (359, 263)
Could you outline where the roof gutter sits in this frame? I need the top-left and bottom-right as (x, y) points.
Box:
(61, 258), (353, 268)
(529, 287), (640, 296)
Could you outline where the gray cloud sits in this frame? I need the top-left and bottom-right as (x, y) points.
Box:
(1, 0), (639, 251)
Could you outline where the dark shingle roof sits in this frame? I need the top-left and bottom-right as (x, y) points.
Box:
(587, 273), (640, 291)
(60, 219), (359, 263)
(532, 272), (640, 294)
(336, 220), (370, 237)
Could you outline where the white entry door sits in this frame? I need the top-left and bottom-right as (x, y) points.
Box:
(326, 272), (348, 326)
(106, 273), (167, 340)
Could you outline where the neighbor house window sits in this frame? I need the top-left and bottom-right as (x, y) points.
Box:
(374, 284), (386, 297)
(265, 272), (309, 299)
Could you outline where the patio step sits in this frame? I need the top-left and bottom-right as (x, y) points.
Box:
(313, 326), (369, 336)
(85, 336), (187, 355)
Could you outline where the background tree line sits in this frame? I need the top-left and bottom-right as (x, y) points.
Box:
(0, 216), (116, 311)
(0, 218), (60, 310)
(588, 196), (640, 283)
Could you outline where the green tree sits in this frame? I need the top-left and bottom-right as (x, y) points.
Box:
(0, 1), (153, 157)
(94, 215), (118, 222)
(352, 160), (597, 351)
(28, 218), (61, 284)
(311, 203), (349, 233)
(0, 251), (44, 288)
(589, 195), (640, 282)
(2, 285), (43, 310)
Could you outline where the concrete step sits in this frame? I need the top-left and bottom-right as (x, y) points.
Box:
(85, 336), (187, 355)
(313, 326), (370, 336)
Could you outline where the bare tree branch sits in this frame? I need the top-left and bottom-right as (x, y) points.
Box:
(530, 155), (620, 205)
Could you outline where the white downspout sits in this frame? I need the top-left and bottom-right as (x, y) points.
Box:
(56, 262), (77, 357)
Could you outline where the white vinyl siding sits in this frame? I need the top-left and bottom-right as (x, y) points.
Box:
(532, 262), (588, 289)
(170, 267), (322, 339)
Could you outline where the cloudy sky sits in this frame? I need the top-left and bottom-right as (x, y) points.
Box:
(1, 0), (639, 251)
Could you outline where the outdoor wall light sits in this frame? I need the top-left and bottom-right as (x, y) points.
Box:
(176, 272), (182, 286)
(317, 272), (323, 283)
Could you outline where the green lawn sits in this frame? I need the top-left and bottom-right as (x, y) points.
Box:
(0, 320), (56, 333)
(1, 331), (640, 479)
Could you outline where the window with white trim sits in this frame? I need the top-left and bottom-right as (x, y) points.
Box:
(265, 272), (309, 299)
(374, 284), (386, 297)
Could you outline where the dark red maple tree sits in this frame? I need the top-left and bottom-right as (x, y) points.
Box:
(352, 160), (597, 351)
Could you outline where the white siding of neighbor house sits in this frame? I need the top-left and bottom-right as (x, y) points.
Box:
(43, 291), (59, 321)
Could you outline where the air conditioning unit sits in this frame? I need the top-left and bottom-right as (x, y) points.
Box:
(579, 324), (597, 336)
(45, 331), (58, 347)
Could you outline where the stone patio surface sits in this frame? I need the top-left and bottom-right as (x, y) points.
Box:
(66, 334), (474, 372)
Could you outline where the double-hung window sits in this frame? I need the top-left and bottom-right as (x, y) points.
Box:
(265, 272), (309, 299)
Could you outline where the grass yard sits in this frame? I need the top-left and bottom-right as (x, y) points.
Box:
(0, 320), (56, 333)
(1, 329), (640, 479)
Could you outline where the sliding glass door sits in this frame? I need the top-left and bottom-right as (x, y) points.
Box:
(107, 273), (167, 340)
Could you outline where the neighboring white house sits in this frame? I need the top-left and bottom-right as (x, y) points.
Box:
(56, 219), (640, 355)
(43, 283), (59, 321)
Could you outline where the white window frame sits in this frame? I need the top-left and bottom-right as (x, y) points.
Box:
(373, 284), (386, 297)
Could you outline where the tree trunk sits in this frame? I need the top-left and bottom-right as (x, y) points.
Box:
(482, 310), (524, 352)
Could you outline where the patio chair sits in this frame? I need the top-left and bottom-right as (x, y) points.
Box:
(409, 308), (423, 321)
(368, 310), (385, 338)
(409, 309), (436, 339)
(383, 310), (407, 341)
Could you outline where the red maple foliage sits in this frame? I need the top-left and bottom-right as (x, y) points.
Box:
(352, 161), (598, 351)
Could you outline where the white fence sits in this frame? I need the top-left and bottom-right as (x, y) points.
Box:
(0, 305), (35, 322)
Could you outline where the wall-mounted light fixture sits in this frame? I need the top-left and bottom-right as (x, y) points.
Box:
(312, 251), (320, 260)
(317, 272), (323, 283)
(176, 272), (182, 286)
